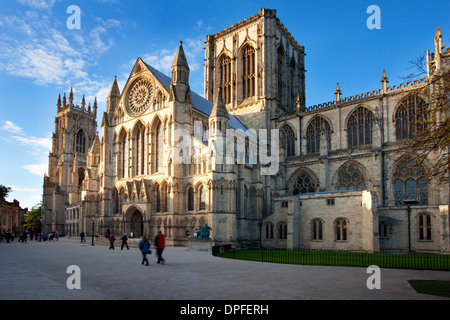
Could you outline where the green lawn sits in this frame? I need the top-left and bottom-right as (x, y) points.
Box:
(215, 249), (450, 271)
(408, 280), (450, 298)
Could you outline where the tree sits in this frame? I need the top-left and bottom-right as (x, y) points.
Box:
(396, 29), (449, 182)
(0, 185), (11, 201)
(22, 202), (42, 230)
(399, 69), (450, 181)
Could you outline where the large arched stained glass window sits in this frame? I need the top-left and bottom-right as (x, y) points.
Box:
(338, 164), (366, 191)
(393, 158), (428, 205)
(199, 186), (206, 211)
(187, 187), (194, 211)
(277, 47), (285, 105)
(76, 130), (86, 154)
(394, 94), (427, 140)
(289, 60), (297, 111)
(220, 55), (232, 104)
(155, 121), (163, 173)
(242, 44), (256, 99)
(292, 171), (316, 195)
(306, 116), (331, 154)
(156, 184), (161, 213)
(347, 106), (374, 147)
(120, 133), (127, 179)
(134, 123), (145, 176)
(280, 124), (296, 157)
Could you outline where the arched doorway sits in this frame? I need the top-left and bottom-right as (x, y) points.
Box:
(130, 210), (143, 238)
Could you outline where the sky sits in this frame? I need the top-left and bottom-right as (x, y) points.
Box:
(0, 0), (449, 210)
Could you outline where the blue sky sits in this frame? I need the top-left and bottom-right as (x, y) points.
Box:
(0, 0), (449, 210)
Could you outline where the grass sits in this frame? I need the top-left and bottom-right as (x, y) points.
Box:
(408, 280), (450, 298)
(215, 249), (450, 271)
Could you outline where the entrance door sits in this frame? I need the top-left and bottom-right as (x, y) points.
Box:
(130, 210), (143, 238)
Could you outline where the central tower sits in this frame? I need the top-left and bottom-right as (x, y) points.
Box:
(204, 8), (306, 130)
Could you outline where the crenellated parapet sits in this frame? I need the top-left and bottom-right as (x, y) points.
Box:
(57, 87), (97, 119)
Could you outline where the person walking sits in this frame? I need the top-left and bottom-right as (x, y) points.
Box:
(121, 233), (129, 250)
(80, 231), (86, 242)
(109, 234), (116, 250)
(138, 236), (151, 266)
(154, 230), (166, 264)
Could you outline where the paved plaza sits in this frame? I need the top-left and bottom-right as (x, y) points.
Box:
(0, 237), (449, 301)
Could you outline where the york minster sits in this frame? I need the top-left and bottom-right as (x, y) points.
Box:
(42, 8), (450, 253)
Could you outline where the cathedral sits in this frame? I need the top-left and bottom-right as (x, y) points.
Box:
(42, 8), (450, 253)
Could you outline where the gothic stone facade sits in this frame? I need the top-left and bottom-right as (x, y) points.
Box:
(42, 8), (450, 253)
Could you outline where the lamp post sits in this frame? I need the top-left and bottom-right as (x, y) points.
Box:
(404, 199), (417, 253)
(91, 214), (95, 246)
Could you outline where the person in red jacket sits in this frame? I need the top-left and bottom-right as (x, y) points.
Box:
(154, 230), (166, 264)
(109, 234), (116, 250)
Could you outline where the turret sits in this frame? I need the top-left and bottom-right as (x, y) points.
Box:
(434, 27), (443, 71)
(169, 41), (191, 103)
(209, 87), (229, 137)
(69, 87), (74, 108)
(107, 76), (120, 113)
(171, 41), (190, 85)
(334, 82), (342, 103)
(57, 94), (61, 111)
(93, 97), (98, 118)
(381, 69), (388, 93)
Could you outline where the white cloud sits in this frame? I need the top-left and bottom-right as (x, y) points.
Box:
(22, 163), (48, 176)
(1, 120), (24, 134)
(11, 135), (52, 151)
(0, 6), (121, 96)
(18, 0), (57, 10)
(140, 36), (204, 76)
(141, 48), (177, 76)
(8, 185), (40, 193)
(1, 119), (51, 157)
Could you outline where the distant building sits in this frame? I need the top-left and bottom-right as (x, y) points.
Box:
(0, 199), (27, 233)
(42, 8), (449, 253)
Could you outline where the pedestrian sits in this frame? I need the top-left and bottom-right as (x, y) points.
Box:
(138, 236), (151, 266)
(55, 230), (59, 241)
(154, 230), (166, 264)
(121, 234), (129, 250)
(109, 234), (116, 250)
(80, 231), (86, 242)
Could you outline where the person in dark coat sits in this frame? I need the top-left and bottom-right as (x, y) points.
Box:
(121, 234), (129, 250)
(138, 236), (151, 266)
